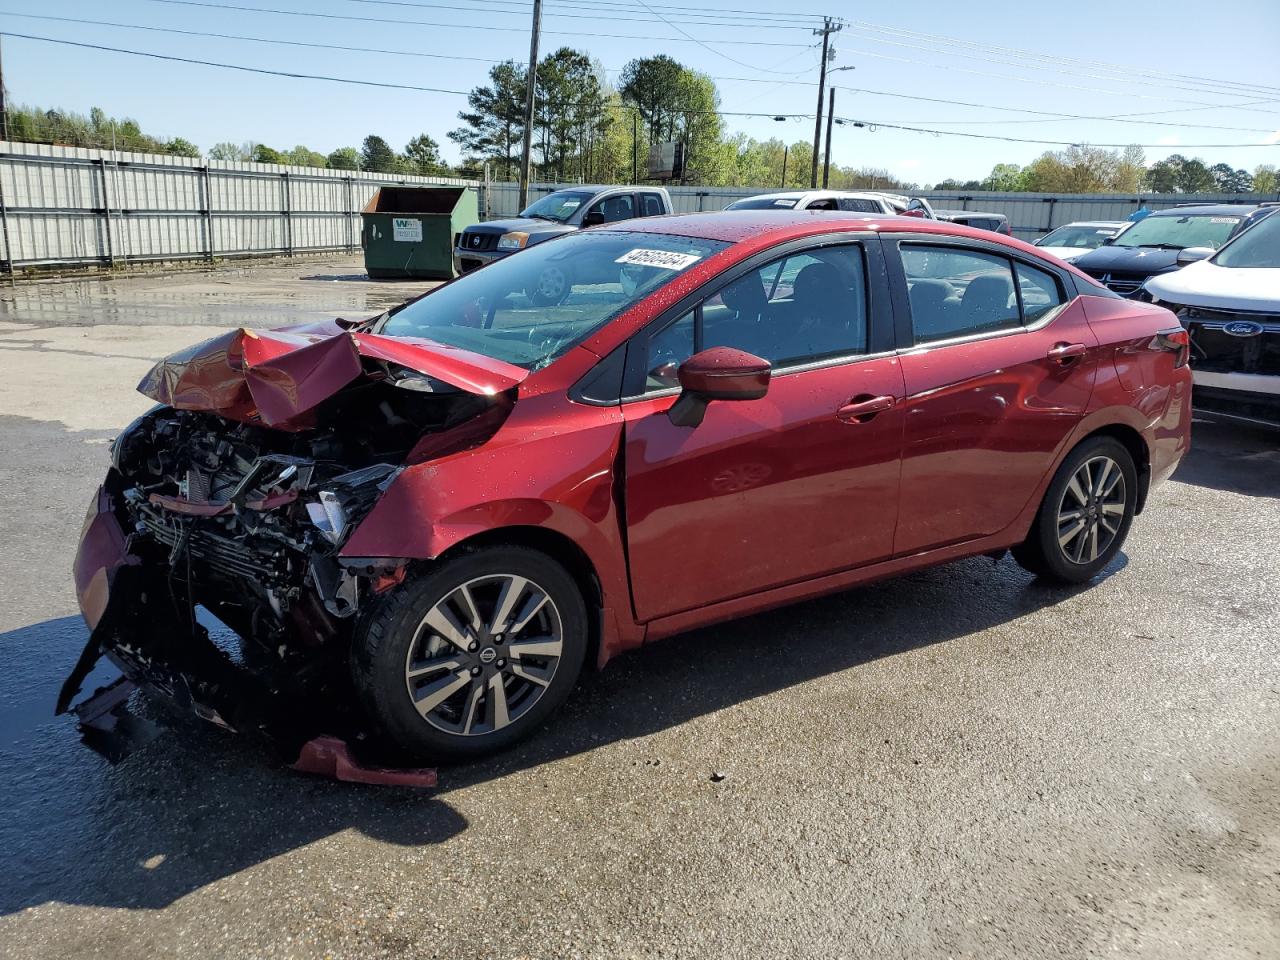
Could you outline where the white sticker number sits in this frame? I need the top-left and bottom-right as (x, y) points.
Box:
(615, 248), (703, 271)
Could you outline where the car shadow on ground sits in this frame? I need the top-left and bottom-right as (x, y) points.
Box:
(1173, 416), (1279, 499)
(0, 553), (1116, 914)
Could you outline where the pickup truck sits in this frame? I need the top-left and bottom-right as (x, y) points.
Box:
(454, 185), (673, 287)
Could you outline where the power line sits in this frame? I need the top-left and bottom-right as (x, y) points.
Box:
(837, 45), (1280, 116)
(0, 31), (818, 120)
(844, 19), (1280, 99)
(333, 0), (825, 30)
(624, 0), (818, 73)
(832, 85), (1278, 134)
(136, 0), (815, 47)
(833, 115), (1278, 149)
(840, 27), (1280, 105)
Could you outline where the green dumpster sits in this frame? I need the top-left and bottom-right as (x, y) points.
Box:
(361, 186), (478, 280)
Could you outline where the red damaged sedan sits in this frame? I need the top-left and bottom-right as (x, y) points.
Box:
(64, 212), (1191, 762)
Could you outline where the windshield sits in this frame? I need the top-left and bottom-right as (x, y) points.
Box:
(1213, 212), (1280, 268)
(1039, 224), (1119, 249)
(377, 230), (730, 369)
(1111, 212), (1241, 250)
(519, 190), (595, 223)
(726, 196), (800, 210)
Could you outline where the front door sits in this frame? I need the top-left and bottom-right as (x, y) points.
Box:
(620, 241), (906, 623)
(886, 239), (1099, 555)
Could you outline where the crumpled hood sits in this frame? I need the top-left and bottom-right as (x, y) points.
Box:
(138, 318), (528, 429)
(1073, 245), (1181, 277)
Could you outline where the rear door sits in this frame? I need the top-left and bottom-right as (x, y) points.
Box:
(620, 236), (905, 622)
(885, 236), (1099, 555)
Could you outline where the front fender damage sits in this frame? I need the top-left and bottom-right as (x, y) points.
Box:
(60, 484), (436, 787)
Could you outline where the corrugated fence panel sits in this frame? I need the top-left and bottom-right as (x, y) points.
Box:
(0, 141), (481, 269)
(2, 143), (1274, 271)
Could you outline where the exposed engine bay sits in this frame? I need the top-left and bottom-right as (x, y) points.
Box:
(62, 323), (520, 776)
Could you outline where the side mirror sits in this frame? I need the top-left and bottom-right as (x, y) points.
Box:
(1101, 236), (1116, 245)
(668, 347), (770, 427)
(581, 210), (605, 227)
(1176, 246), (1214, 266)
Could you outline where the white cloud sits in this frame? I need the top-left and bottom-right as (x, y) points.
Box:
(1264, 130), (1280, 145)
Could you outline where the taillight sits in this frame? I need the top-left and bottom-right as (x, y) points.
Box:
(1155, 327), (1190, 368)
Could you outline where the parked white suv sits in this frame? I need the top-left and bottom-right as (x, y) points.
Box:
(1145, 208), (1280, 427)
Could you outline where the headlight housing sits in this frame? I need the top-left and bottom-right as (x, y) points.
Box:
(497, 232), (528, 251)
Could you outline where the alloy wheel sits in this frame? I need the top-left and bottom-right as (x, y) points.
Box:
(1055, 455), (1127, 565)
(404, 574), (564, 737)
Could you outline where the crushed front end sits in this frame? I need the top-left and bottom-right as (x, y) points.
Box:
(61, 323), (522, 775)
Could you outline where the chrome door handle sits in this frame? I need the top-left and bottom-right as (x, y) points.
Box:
(837, 394), (895, 422)
(1047, 342), (1086, 363)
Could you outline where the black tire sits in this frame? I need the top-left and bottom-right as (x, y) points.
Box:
(350, 546), (588, 761)
(1012, 435), (1138, 585)
(526, 263), (573, 306)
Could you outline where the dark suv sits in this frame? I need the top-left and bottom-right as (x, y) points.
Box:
(1073, 203), (1273, 298)
(454, 186), (672, 279)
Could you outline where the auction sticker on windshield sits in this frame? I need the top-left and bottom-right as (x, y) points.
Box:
(615, 248), (703, 270)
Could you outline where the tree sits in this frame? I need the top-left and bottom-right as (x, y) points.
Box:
(1114, 145), (1145, 193)
(619, 55), (686, 146)
(402, 134), (446, 175)
(1254, 164), (1278, 194)
(1145, 155), (1182, 193)
(449, 61), (527, 181)
(285, 145), (328, 168)
(984, 163), (1025, 191)
(360, 135), (398, 173)
(163, 137), (200, 158)
(1209, 162), (1253, 193)
(326, 147), (360, 170)
(207, 141), (248, 161)
(250, 144), (285, 164)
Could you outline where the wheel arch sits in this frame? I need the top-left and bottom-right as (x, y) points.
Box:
(1079, 422), (1152, 513)
(433, 525), (607, 669)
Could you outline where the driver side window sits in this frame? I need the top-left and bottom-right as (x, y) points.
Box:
(591, 194), (635, 224)
(642, 245), (869, 392)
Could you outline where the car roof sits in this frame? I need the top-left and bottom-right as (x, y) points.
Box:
(545, 184), (665, 196)
(603, 210), (1092, 275)
(1148, 203), (1260, 217)
(1055, 220), (1128, 228)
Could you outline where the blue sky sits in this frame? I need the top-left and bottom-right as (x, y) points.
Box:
(2, 0), (1278, 185)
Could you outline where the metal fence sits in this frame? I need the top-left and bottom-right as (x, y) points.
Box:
(488, 181), (1280, 240)
(0, 140), (483, 271)
(3, 138), (1276, 271)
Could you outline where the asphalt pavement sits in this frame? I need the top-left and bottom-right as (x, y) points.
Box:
(0, 257), (1276, 960)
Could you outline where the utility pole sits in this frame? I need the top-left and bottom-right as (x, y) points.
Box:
(781, 145), (788, 187)
(810, 17), (841, 189)
(822, 88), (835, 188)
(517, 0), (543, 211)
(632, 110), (638, 184)
(0, 36), (9, 142)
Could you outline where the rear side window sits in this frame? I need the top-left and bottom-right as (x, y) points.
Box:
(805, 198), (838, 211)
(1015, 262), (1066, 323)
(594, 194), (635, 223)
(901, 245), (1020, 344)
(640, 193), (665, 217)
(839, 198), (881, 213)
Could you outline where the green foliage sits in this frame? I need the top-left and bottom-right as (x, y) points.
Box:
(207, 141), (247, 161)
(1253, 164), (1278, 194)
(249, 144), (285, 164)
(360, 135), (398, 173)
(326, 147), (360, 170)
(1146, 154), (1217, 193)
(403, 134), (446, 176)
(1209, 162), (1253, 193)
(448, 60), (528, 181)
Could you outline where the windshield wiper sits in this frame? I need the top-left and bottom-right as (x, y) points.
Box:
(524, 214), (559, 222)
(1135, 243), (1184, 251)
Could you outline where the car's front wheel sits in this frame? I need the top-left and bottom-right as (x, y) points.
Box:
(1012, 435), (1138, 584)
(351, 546), (587, 761)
